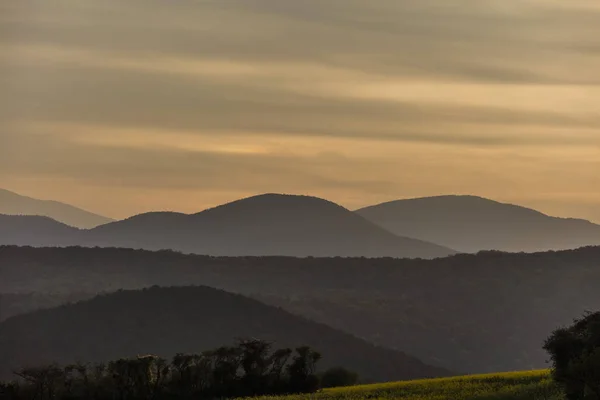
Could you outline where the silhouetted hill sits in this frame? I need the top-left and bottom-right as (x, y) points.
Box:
(0, 215), (80, 247)
(83, 212), (191, 250)
(0, 189), (112, 229)
(82, 194), (455, 258)
(2, 245), (600, 374)
(357, 195), (600, 253)
(0, 286), (450, 382)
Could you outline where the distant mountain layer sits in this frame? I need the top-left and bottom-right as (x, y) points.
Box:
(0, 189), (112, 229)
(8, 191), (600, 256)
(0, 215), (81, 247)
(356, 195), (600, 253)
(0, 286), (451, 382)
(0, 194), (456, 259)
(3, 245), (600, 374)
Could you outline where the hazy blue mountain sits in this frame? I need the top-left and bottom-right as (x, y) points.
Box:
(0, 189), (113, 229)
(357, 195), (600, 253)
(0, 286), (451, 382)
(82, 194), (456, 259)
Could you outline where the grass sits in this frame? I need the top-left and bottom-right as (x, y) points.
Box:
(250, 370), (563, 400)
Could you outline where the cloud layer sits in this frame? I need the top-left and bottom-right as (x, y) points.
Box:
(1, 0), (599, 221)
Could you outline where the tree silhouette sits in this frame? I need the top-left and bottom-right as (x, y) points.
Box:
(0, 340), (323, 400)
(287, 346), (322, 393)
(544, 311), (600, 400)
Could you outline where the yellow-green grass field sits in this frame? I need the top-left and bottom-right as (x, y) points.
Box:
(251, 370), (562, 400)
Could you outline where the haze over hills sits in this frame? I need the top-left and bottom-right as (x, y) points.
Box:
(3, 245), (600, 374)
(356, 195), (600, 253)
(0, 194), (455, 259)
(0, 286), (450, 382)
(0, 189), (113, 229)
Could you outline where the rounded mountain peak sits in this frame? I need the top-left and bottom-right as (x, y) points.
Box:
(196, 193), (348, 216)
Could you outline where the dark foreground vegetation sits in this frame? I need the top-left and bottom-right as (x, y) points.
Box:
(545, 311), (600, 400)
(4, 310), (596, 400)
(0, 340), (326, 400)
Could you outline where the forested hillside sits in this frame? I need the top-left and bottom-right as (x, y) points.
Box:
(2, 246), (600, 373)
(0, 286), (449, 382)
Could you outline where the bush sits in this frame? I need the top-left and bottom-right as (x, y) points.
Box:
(320, 367), (359, 388)
(544, 311), (600, 400)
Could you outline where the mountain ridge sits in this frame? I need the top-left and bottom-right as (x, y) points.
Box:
(356, 195), (600, 253)
(0, 214), (81, 247)
(0, 194), (456, 259)
(0, 189), (113, 229)
(4, 191), (600, 255)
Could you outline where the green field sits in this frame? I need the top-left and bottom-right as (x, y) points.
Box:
(251, 370), (562, 400)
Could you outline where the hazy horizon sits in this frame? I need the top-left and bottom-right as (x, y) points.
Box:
(2, 0), (599, 222)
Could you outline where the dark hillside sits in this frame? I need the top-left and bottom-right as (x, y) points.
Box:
(2, 246), (600, 372)
(0, 286), (450, 382)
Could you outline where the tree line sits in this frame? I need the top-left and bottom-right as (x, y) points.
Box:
(0, 339), (356, 400)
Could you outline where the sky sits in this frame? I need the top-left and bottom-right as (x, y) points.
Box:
(1, 0), (600, 222)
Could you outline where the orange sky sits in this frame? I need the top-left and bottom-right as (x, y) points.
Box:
(1, 0), (599, 221)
